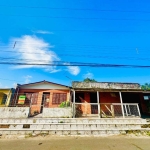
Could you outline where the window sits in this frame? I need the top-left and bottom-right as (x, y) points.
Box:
(24, 93), (38, 105)
(52, 93), (67, 104)
(1, 94), (7, 105)
(143, 94), (150, 101)
(75, 93), (84, 103)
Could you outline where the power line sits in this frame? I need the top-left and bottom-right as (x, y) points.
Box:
(1, 14), (150, 22)
(0, 5), (150, 14)
(1, 54), (150, 61)
(1, 61), (150, 68)
(0, 77), (23, 82)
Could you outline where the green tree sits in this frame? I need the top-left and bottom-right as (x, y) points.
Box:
(83, 78), (97, 83)
(141, 83), (150, 90)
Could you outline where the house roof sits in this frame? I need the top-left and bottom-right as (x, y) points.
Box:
(0, 88), (14, 90)
(18, 80), (70, 88)
(72, 81), (141, 90)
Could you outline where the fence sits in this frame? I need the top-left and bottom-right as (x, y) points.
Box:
(73, 103), (141, 118)
(73, 103), (99, 117)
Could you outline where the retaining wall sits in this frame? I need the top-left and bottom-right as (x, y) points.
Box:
(42, 108), (72, 118)
(0, 107), (29, 118)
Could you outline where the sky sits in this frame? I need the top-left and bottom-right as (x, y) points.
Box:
(1, 0), (150, 87)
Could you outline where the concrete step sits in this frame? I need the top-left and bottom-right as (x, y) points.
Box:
(0, 118), (148, 135)
(0, 118), (147, 124)
(0, 129), (150, 136)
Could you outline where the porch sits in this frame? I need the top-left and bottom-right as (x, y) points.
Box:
(73, 102), (140, 118)
(72, 90), (142, 118)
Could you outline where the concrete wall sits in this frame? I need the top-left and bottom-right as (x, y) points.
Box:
(0, 107), (29, 118)
(42, 107), (72, 118)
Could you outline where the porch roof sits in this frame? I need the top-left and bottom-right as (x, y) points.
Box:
(72, 81), (141, 91)
(71, 88), (148, 92)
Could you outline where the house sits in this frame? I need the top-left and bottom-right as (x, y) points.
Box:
(71, 81), (149, 118)
(11, 80), (71, 116)
(0, 88), (15, 107)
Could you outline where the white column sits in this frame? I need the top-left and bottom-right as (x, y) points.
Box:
(119, 91), (125, 118)
(97, 91), (101, 118)
(73, 90), (75, 118)
(137, 104), (141, 117)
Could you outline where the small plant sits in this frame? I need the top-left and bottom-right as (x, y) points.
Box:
(146, 131), (150, 136)
(59, 101), (70, 108)
(59, 121), (64, 123)
(33, 119), (36, 123)
(33, 110), (39, 115)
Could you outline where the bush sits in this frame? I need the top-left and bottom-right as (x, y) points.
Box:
(59, 101), (70, 108)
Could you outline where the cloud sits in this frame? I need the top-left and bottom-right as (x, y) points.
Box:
(32, 30), (53, 34)
(10, 35), (60, 72)
(13, 83), (17, 88)
(8, 35), (80, 75)
(66, 66), (80, 76)
(83, 72), (94, 79)
(24, 75), (32, 84)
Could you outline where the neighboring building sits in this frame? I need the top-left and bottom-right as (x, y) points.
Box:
(11, 80), (70, 116)
(0, 88), (15, 107)
(71, 82), (149, 118)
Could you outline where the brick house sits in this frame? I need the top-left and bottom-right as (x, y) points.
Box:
(11, 80), (70, 116)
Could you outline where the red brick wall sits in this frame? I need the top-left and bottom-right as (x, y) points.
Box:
(16, 89), (70, 115)
(77, 92), (120, 115)
(99, 92), (120, 103)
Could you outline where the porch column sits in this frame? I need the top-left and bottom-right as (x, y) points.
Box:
(119, 91), (125, 118)
(73, 90), (75, 118)
(97, 91), (101, 118)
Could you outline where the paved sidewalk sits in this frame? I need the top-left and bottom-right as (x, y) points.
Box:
(0, 135), (149, 150)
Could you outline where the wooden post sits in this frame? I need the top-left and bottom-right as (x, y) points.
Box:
(97, 91), (101, 118)
(73, 90), (75, 118)
(119, 91), (125, 118)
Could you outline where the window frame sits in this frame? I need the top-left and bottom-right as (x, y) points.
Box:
(52, 93), (67, 104)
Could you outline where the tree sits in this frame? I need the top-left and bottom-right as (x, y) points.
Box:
(141, 83), (150, 90)
(83, 78), (97, 83)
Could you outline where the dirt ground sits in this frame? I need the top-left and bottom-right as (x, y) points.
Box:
(0, 135), (150, 150)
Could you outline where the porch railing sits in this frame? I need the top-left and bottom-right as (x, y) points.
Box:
(73, 103), (141, 118)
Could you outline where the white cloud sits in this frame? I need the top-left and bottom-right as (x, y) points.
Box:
(32, 30), (53, 34)
(83, 72), (94, 79)
(67, 66), (80, 76)
(10, 35), (60, 72)
(24, 75), (32, 84)
(8, 35), (80, 75)
(13, 83), (17, 88)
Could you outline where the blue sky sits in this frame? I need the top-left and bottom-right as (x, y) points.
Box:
(1, 0), (150, 87)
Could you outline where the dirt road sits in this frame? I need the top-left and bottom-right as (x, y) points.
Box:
(0, 135), (149, 150)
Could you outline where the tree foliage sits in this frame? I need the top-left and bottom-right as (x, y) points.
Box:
(141, 83), (150, 90)
(83, 78), (97, 83)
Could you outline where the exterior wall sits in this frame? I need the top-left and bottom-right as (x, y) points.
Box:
(15, 89), (70, 115)
(0, 89), (13, 107)
(20, 83), (69, 89)
(42, 108), (72, 118)
(99, 92), (120, 103)
(139, 93), (149, 114)
(0, 107), (29, 118)
(75, 92), (120, 115)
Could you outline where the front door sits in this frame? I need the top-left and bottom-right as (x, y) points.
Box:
(40, 92), (50, 113)
(90, 92), (98, 114)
